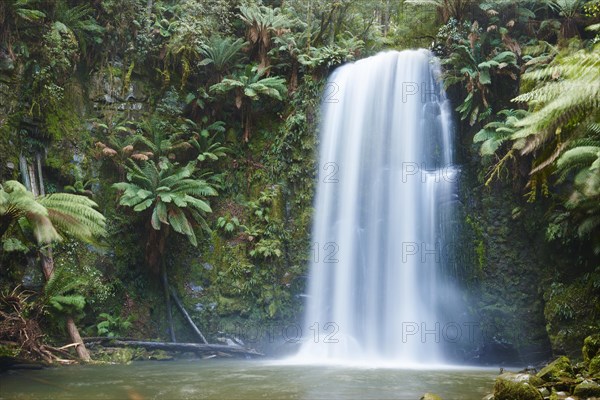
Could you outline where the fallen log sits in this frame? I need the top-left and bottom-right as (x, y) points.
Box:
(83, 338), (263, 357)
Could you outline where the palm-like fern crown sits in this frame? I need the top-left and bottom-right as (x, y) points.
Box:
(113, 160), (217, 246)
(199, 36), (247, 73)
(0, 180), (106, 245)
(210, 65), (287, 103)
(512, 43), (600, 158)
(38, 193), (107, 244)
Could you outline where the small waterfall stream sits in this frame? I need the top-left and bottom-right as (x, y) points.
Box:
(297, 50), (463, 365)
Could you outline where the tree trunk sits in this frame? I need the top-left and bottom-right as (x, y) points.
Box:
(66, 316), (91, 362)
(40, 247), (92, 362)
(169, 286), (207, 344)
(161, 258), (176, 342)
(243, 102), (252, 143)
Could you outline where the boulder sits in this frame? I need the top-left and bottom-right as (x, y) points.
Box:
(497, 372), (545, 387)
(538, 356), (574, 382)
(494, 374), (544, 400)
(590, 355), (600, 376)
(584, 335), (600, 363)
(420, 394), (442, 400)
(573, 380), (600, 398)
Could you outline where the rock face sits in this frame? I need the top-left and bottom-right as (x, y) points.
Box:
(493, 373), (544, 400)
(88, 64), (149, 112)
(457, 172), (552, 364)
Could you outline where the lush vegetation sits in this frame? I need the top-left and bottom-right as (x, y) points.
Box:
(0, 0), (598, 366)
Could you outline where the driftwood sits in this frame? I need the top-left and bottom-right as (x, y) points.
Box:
(169, 286), (208, 344)
(83, 338), (263, 357)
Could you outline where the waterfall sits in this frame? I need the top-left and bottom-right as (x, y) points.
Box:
(297, 50), (464, 365)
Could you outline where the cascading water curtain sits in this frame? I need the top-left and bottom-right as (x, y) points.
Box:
(297, 50), (470, 366)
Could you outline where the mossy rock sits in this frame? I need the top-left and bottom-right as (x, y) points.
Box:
(497, 372), (544, 387)
(94, 348), (135, 364)
(573, 380), (600, 397)
(589, 355), (600, 376)
(148, 350), (173, 361)
(537, 356), (574, 382)
(420, 393), (442, 400)
(132, 348), (150, 361)
(494, 375), (543, 400)
(583, 334), (600, 363)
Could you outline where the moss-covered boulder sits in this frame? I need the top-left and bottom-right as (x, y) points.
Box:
(420, 393), (442, 400)
(589, 355), (600, 376)
(537, 356), (574, 382)
(583, 334), (600, 363)
(148, 350), (173, 361)
(573, 379), (600, 397)
(498, 372), (544, 387)
(494, 373), (543, 400)
(93, 347), (135, 364)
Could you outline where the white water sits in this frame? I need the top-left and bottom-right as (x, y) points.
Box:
(296, 50), (462, 366)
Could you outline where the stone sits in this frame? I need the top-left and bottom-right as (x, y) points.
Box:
(148, 350), (173, 361)
(538, 356), (575, 382)
(420, 394), (442, 400)
(497, 372), (545, 387)
(590, 355), (600, 376)
(494, 374), (544, 400)
(584, 335), (600, 363)
(539, 387), (550, 397)
(573, 380), (600, 398)
(94, 347), (134, 364)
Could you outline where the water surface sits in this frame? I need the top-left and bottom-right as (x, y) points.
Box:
(0, 360), (496, 400)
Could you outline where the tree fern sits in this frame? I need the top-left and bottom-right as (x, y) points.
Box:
(42, 264), (86, 315)
(199, 36), (247, 78)
(1, 181), (58, 244)
(1, 180), (106, 245)
(38, 193), (106, 244)
(474, 109), (529, 156)
(479, 38), (600, 250)
(114, 160), (217, 248)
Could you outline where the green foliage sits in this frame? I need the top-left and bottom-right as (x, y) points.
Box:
(210, 65), (287, 103)
(38, 193), (107, 244)
(216, 215), (243, 236)
(475, 109), (530, 156)
(239, 3), (294, 70)
(53, 2), (105, 56)
(42, 264), (86, 315)
(441, 19), (519, 125)
(210, 65), (286, 142)
(479, 40), (600, 250)
(406, 0), (478, 23)
(298, 36), (364, 69)
(96, 312), (134, 338)
(2, 237), (29, 253)
(199, 36), (247, 79)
